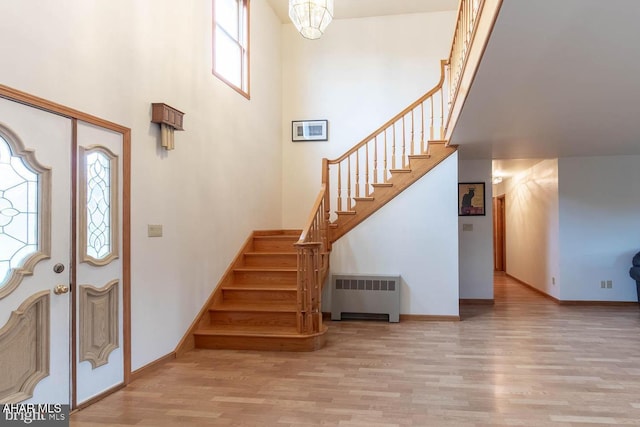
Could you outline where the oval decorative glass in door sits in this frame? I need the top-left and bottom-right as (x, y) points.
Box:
(0, 127), (51, 299)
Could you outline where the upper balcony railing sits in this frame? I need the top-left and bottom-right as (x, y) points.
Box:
(447, 0), (483, 116)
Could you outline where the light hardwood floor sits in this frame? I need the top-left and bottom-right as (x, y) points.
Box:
(71, 273), (640, 426)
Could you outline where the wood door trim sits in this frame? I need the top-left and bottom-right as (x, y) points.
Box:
(493, 195), (506, 271)
(72, 383), (126, 412)
(71, 119), (78, 408)
(0, 85), (129, 133)
(0, 84), (132, 405)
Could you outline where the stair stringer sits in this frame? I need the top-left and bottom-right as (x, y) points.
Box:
(330, 142), (458, 243)
(174, 233), (254, 356)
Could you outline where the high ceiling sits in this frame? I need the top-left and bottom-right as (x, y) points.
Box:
(451, 0), (640, 161)
(267, 1), (640, 177)
(266, 0), (457, 23)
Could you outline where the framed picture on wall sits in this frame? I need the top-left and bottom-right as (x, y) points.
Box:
(458, 182), (485, 216)
(292, 120), (328, 142)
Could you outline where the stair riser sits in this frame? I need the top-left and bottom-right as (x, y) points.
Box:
(234, 270), (297, 286)
(253, 239), (297, 252)
(244, 254), (297, 268)
(194, 333), (326, 352)
(224, 282), (297, 290)
(209, 310), (297, 327)
(222, 289), (296, 303)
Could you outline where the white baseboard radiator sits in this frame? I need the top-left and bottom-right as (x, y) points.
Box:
(331, 274), (400, 322)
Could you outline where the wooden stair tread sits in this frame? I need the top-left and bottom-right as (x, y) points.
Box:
(195, 325), (301, 337)
(408, 154), (431, 159)
(211, 302), (296, 312)
(336, 210), (357, 216)
(353, 197), (374, 202)
(234, 267), (297, 272)
(221, 285), (296, 291)
(253, 235), (299, 241)
(371, 183), (393, 187)
(253, 229), (301, 236)
(225, 282), (297, 289)
(195, 325), (327, 339)
(193, 324), (329, 352)
(390, 168), (411, 173)
(244, 251), (297, 256)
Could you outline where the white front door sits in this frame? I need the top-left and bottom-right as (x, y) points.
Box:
(0, 97), (125, 406)
(0, 97), (72, 404)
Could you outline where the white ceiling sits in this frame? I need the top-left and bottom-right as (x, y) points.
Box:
(266, 0), (457, 23)
(451, 0), (640, 162)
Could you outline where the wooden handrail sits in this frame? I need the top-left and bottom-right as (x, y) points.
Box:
(328, 60), (448, 164)
(325, 58), (450, 216)
(296, 184), (326, 245)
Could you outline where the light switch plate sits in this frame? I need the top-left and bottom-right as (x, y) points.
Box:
(462, 223), (473, 231)
(148, 224), (163, 237)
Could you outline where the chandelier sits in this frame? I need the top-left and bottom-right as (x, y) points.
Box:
(289, 0), (334, 40)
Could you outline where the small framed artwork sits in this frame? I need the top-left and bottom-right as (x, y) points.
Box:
(458, 182), (485, 216)
(292, 120), (328, 142)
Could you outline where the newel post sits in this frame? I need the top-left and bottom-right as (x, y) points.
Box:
(294, 242), (323, 334)
(322, 158), (331, 247)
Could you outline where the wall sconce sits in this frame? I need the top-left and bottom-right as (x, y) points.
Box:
(151, 103), (185, 150)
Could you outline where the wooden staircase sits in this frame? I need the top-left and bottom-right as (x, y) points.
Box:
(176, 1), (487, 350)
(329, 141), (457, 242)
(176, 63), (459, 354)
(190, 230), (327, 352)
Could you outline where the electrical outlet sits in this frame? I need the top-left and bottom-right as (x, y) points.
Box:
(552, 277), (556, 285)
(600, 280), (606, 289)
(606, 280), (613, 289)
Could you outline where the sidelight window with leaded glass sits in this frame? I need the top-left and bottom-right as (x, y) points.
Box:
(79, 146), (118, 265)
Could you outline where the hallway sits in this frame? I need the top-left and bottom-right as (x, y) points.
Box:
(71, 275), (640, 426)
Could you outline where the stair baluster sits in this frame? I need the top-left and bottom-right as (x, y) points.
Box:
(365, 142), (370, 197)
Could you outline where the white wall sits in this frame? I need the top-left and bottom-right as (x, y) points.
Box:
(0, 0), (283, 369)
(505, 159), (560, 299)
(281, 11), (457, 226)
(458, 160), (493, 299)
(493, 179), (507, 197)
(327, 152), (459, 316)
(558, 156), (640, 301)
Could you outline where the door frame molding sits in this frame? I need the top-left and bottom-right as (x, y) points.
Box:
(493, 195), (506, 271)
(0, 84), (132, 408)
